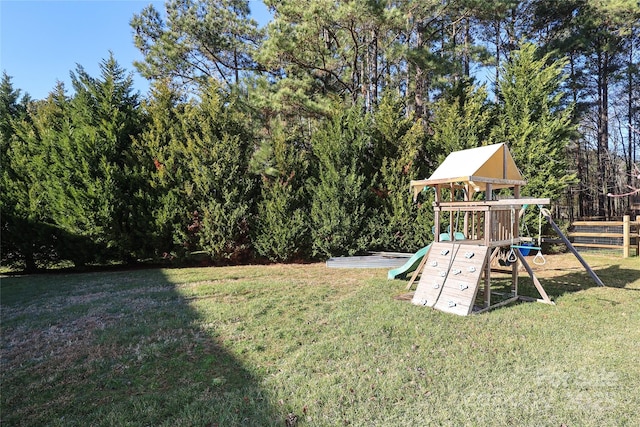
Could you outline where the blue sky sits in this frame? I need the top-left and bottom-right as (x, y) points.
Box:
(0, 0), (271, 100)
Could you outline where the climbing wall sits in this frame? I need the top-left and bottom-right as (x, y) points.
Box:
(411, 242), (489, 316)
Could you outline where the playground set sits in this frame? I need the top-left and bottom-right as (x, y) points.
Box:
(389, 143), (604, 315)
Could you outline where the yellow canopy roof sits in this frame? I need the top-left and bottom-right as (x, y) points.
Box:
(411, 143), (525, 194)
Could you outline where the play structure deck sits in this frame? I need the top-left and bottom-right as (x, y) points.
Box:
(399, 143), (604, 315)
(326, 252), (412, 269)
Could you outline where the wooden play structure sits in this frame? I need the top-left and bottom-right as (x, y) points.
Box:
(406, 143), (604, 315)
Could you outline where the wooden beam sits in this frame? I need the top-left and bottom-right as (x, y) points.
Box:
(516, 251), (554, 305)
(484, 239), (492, 307)
(502, 144), (507, 179)
(572, 220), (626, 226)
(410, 176), (527, 187)
(473, 296), (520, 314)
(484, 207), (492, 247)
(463, 183), (470, 237)
(541, 209), (606, 287)
(469, 176), (527, 186)
(513, 185), (520, 297)
(569, 232), (625, 238)
(489, 247), (501, 262)
(571, 243), (625, 249)
(434, 185), (441, 243)
(406, 249), (430, 291)
(436, 198), (551, 208)
(488, 238), (525, 247)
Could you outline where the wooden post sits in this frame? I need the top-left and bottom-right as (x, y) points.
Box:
(484, 209), (491, 247)
(450, 209), (455, 238)
(502, 144), (507, 179)
(484, 183), (492, 244)
(470, 211), (475, 240)
(483, 203), (492, 308)
(434, 185), (441, 242)
(513, 185), (520, 296)
(449, 184), (455, 239)
(463, 184), (470, 238)
(484, 250), (491, 308)
(637, 216), (640, 256)
(623, 215), (630, 258)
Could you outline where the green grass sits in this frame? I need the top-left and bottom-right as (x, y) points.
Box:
(2, 254), (639, 426)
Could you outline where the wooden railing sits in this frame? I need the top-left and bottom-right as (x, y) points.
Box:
(570, 215), (640, 258)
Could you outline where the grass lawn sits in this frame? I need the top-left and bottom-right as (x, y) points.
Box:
(1, 253), (639, 426)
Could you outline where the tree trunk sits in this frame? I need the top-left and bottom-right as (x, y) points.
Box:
(495, 20), (501, 99)
(464, 18), (470, 78)
(414, 22), (427, 119)
(596, 48), (609, 218)
(24, 250), (37, 273)
(628, 29), (634, 189)
(371, 28), (378, 106)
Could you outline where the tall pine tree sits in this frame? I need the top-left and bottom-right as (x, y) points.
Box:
(491, 42), (577, 227)
(47, 55), (143, 263)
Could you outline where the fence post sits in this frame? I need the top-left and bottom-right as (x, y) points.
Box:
(637, 216), (640, 257)
(623, 215), (630, 258)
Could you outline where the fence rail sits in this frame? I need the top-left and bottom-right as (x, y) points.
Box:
(569, 215), (640, 257)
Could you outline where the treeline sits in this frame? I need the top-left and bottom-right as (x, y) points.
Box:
(129, 0), (639, 219)
(1, 0), (638, 271)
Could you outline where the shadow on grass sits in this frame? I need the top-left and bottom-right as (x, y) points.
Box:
(513, 262), (640, 302)
(0, 268), (280, 426)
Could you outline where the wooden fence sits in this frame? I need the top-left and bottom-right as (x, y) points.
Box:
(569, 215), (640, 258)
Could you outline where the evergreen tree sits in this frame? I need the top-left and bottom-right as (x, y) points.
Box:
(251, 118), (311, 262)
(369, 93), (433, 252)
(46, 55), (144, 263)
(309, 103), (373, 258)
(2, 79), (91, 270)
(491, 42), (577, 226)
(132, 80), (190, 258)
(0, 73), (39, 270)
(180, 81), (258, 262)
(431, 81), (492, 160)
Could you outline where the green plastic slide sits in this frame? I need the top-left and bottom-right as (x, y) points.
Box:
(387, 244), (431, 280)
(387, 232), (466, 280)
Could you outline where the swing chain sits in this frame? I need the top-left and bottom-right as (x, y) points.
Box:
(534, 206), (546, 265)
(507, 207), (518, 263)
